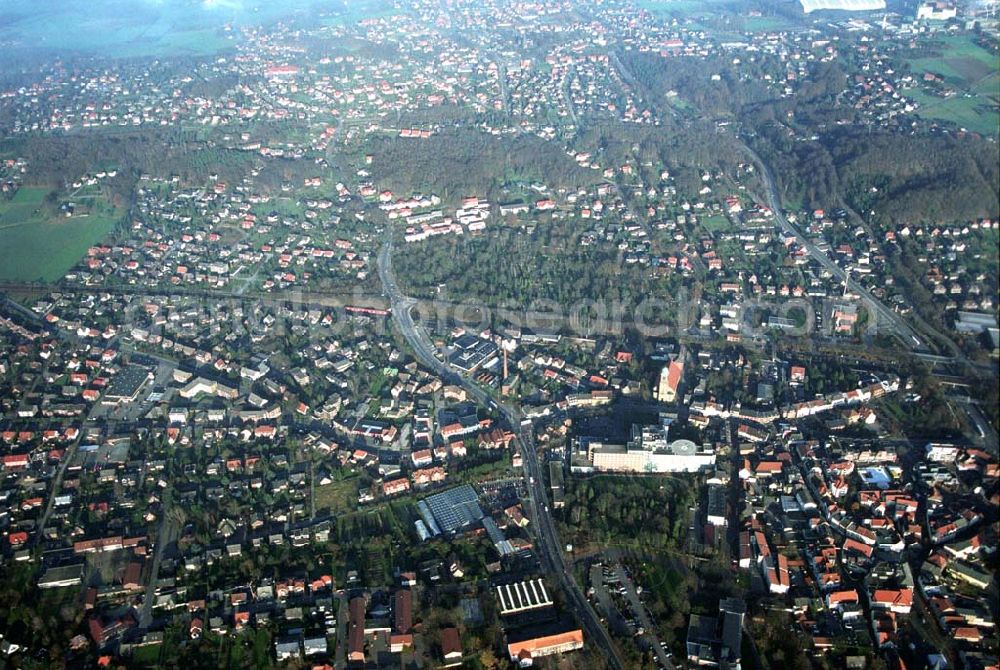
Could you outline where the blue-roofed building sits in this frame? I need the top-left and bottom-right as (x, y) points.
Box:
(482, 517), (516, 556)
(417, 500), (442, 536)
(425, 485), (484, 536)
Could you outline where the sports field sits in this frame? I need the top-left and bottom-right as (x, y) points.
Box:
(0, 188), (121, 283)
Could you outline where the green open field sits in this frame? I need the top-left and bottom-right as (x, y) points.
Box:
(906, 87), (999, 137)
(635, 0), (734, 13)
(0, 1), (237, 57)
(0, 187), (121, 283)
(313, 475), (359, 514)
(700, 213), (733, 233)
(908, 35), (998, 84)
(904, 35), (999, 136)
(635, 0), (804, 33)
(743, 14), (801, 32)
(321, 0), (402, 26)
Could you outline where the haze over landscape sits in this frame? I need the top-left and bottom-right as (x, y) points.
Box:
(0, 0), (997, 669)
(0, 0), (375, 58)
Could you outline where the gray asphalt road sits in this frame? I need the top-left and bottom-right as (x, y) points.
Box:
(377, 231), (626, 670)
(613, 562), (676, 669)
(742, 142), (927, 352)
(139, 493), (177, 628)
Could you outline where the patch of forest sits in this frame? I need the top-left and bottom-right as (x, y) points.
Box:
(621, 47), (999, 224)
(1, 129), (259, 196)
(557, 475), (693, 552)
(392, 224), (681, 309)
(363, 128), (596, 199)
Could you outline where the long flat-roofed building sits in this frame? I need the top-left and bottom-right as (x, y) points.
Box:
(102, 365), (153, 405)
(581, 417), (715, 474)
(38, 563), (84, 589)
(496, 578), (553, 616)
(548, 461), (565, 509)
(506, 625), (584, 667)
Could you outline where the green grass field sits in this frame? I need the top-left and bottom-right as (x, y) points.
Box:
(634, 0), (803, 34)
(313, 475), (359, 514)
(0, 2), (236, 57)
(743, 15), (800, 32)
(0, 0), (402, 59)
(700, 213), (733, 233)
(908, 36), (997, 82)
(129, 643), (162, 666)
(0, 187), (121, 283)
(972, 70), (1000, 96)
(0, 187), (49, 223)
(635, 0), (732, 14)
(906, 87), (999, 137)
(117, 28), (234, 58)
(904, 35), (999, 135)
(321, 0), (401, 26)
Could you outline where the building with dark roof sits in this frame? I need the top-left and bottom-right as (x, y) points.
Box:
(686, 597), (745, 669)
(707, 483), (727, 526)
(38, 563), (84, 589)
(348, 596), (366, 664)
(102, 365), (152, 405)
(424, 485), (484, 536)
(449, 337), (498, 372)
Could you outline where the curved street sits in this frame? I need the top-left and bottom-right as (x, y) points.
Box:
(742, 141), (928, 352)
(377, 230), (629, 670)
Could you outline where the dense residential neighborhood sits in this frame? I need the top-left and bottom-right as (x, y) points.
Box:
(0, 0), (997, 668)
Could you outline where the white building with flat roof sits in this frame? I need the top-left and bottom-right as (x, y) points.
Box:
(916, 1), (957, 19)
(800, 0), (885, 12)
(585, 418), (715, 473)
(496, 579), (553, 615)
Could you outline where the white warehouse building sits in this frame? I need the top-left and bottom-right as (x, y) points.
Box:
(579, 418), (715, 474)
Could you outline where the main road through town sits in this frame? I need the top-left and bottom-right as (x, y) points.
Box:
(377, 234), (630, 670)
(741, 141), (928, 352)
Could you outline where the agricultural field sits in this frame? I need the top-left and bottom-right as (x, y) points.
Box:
(634, 0), (715, 13)
(903, 35), (1000, 136)
(635, 0), (804, 34)
(908, 35), (998, 84)
(0, 0), (235, 57)
(0, 187), (121, 283)
(742, 14), (801, 32)
(905, 87), (998, 137)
